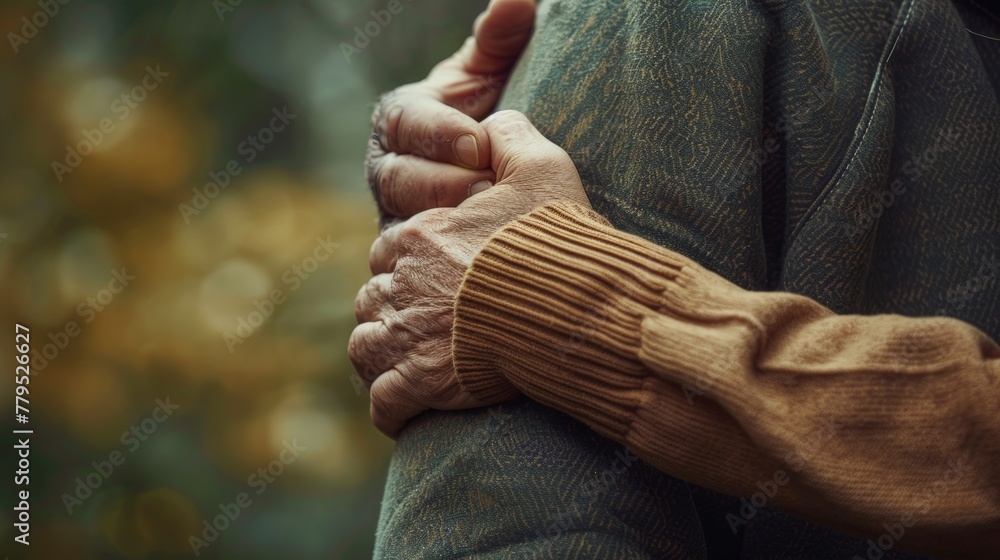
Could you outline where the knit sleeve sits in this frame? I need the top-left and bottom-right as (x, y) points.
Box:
(452, 201), (1000, 559)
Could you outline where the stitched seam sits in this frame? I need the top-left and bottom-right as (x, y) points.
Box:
(786, 0), (916, 244)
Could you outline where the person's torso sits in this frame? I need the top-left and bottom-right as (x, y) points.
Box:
(495, 2), (999, 556)
(496, 0), (1000, 341)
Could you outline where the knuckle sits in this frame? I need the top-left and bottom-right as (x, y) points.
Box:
(431, 180), (452, 208)
(545, 142), (572, 161)
(497, 124), (532, 145)
(349, 328), (388, 387)
(354, 284), (367, 322)
(382, 96), (404, 153)
(347, 328), (365, 366)
(369, 390), (386, 419)
(540, 145), (574, 169)
(395, 118), (413, 155)
(397, 217), (426, 244)
(416, 110), (467, 159)
(492, 109), (527, 124)
(375, 272), (394, 296)
(376, 157), (395, 199)
(378, 156), (407, 215)
(489, 110), (529, 132)
(410, 121), (440, 159)
(388, 267), (411, 303)
(399, 363), (433, 401)
(370, 381), (396, 417)
(367, 239), (380, 273)
(361, 361), (381, 387)
(377, 308), (396, 334)
(376, 274), (397, 307)
(396, 208), (448, 247)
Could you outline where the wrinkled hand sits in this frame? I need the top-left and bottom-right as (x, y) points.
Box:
(351, 111), (592, 437)
(366, 0), (536, 225)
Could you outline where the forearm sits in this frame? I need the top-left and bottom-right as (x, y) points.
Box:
(453, 202), (1000, 558)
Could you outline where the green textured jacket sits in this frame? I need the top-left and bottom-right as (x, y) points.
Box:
(484, 0), (999, 556)
(374, 2), (999, 559)
(498, 0), (999, 335)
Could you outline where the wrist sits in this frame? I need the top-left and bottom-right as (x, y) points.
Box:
(451, 201), (666, 405)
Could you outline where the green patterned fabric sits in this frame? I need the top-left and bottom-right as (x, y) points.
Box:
(375, 1), (999, 557)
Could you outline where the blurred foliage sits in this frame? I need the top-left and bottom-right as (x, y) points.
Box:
(0, 0), (487, 558)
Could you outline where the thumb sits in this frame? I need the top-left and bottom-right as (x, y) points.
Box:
(480, 110), (587, 204)
(424, 0), (535, 118)
(481, 110), (553, 172)
(465, 0), (536, 75)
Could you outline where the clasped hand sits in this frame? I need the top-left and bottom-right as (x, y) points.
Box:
(352, 109), (590, 437)
(349, 1), (591, 437)
(348, 0), (589, 438)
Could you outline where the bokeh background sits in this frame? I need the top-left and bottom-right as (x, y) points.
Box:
(0, 0), (487, 558)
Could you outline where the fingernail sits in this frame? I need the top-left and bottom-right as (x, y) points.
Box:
(453, 134), (480, 168)
(469, 180), (494, 196)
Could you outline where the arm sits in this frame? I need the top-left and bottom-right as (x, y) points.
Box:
(453, 201), (1000, 559)
(352, 110), (1000, 558)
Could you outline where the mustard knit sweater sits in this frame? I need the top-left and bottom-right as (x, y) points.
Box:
(454, 203), (1000, 559)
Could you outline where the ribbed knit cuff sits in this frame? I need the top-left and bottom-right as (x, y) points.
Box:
(452, 202), (699, 437)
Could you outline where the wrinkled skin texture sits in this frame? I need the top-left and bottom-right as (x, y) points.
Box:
(364, 0), (537, 225)
(351, 110), (592, 437)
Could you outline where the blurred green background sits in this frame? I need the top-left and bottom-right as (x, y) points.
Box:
(0, 0), (487, 558)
